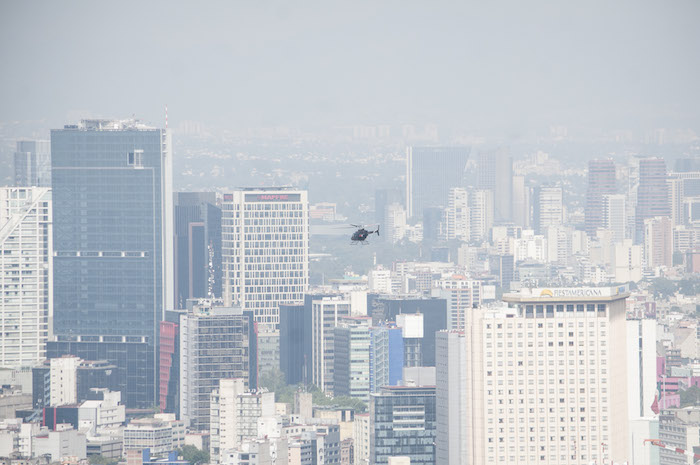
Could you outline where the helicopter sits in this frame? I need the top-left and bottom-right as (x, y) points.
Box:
(350, 224), (380, 244)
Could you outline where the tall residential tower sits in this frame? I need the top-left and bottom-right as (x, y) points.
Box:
(0, 187), (52, 368)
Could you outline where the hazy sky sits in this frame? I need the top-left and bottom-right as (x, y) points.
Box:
(1, 0), (699, 132)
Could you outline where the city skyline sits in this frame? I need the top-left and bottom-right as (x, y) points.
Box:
(1, 3), (699, 465)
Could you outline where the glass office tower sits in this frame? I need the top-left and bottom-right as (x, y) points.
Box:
(370, 385), (437, 465)
(14, 140), (51, 187)
(174, 192), (222, 308)
(406, 146), (470, 219)
(50, 119), (173, 406)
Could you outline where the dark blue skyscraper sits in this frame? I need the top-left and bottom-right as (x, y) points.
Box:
(477, 148), (513, 222)
(50, 119), (173, 406)
(279, 302), (306, 385)
(422, 206), (444, 244)
(406, 146), (470, 218)
(174, 192), (222, 308)
(635, 158), (670, 243)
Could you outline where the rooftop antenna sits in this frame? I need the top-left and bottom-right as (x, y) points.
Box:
(165, 104), (168, 129)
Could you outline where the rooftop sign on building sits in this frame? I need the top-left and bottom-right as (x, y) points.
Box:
(509, 285), (629, 300)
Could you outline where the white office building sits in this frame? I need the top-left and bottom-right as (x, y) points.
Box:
(611, 239), (643, 283)
(354, 413), (370, 465)
(603, 194), (627, 243)
(514, 230), (548, 263)
(123, 415), (184, 458)
(625, 319), (659, 465)
(78, 389), (125, 436)
(311, 296), (351, 394)
(470, 189), (494, 243)
(222, 188), (309, 328)
(50, 356), (80, 406)
(33, 424), (87, 462)
(546, 226), (572, 264)
(432, 277), (482, 331)
(0, 187), (52, 368)
(534, 186), (564, 234)
(368, 267), (394, 294)
(210, 379), (275, 464)
(465, 286), (639, 465)
(385, 203), (407, 244)
(445, 188), (470, 240)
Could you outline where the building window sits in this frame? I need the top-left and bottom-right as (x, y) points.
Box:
(127, 149), (144, 167)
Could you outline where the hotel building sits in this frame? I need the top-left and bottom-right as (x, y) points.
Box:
(221, 188), (308, 329)
(465, 286), (634, 464)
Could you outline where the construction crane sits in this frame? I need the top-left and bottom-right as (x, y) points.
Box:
(644, 439), (700, 462)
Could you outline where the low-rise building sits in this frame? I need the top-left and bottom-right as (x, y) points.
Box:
(0, 389), (31, 419)
(123, 415), (184, 458)
(210, 379), (275, 464)
(32, 424), (86, 462)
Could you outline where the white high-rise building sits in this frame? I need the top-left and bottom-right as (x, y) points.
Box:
(436, 330), (467, 465)
(433, 277), (482, 331)
(465, 287), (637, 465)
(546, 225), (572, 264)
(311, 296), (351, 394)
(368, 267), (393, 294)
(210, 378), (245, 463)
(50, 356), (80, 406)
(534, 186), (563, 234)
(353, 413), (370, 465)
(625, 319), (659, 465)
(611, 240), (643, 283)
(470, 189), (494, 243)
(221, 188), (309, 328)
(0, 187), (52, 368)
(602, 194), (627, 243)
(668, 177), (684, 227)
(385, 202), (407, 244)
(445, 188), (470, 240)
(210, 378), (275, 464)
(513, 230), (548, 263)
(512, 175), (530, 229)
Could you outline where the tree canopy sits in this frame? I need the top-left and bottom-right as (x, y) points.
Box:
(259, 369), (367, 413)
(679, 386), (700, 408)
(88, 455), (118, 465)
(177, 445), (209, 465)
